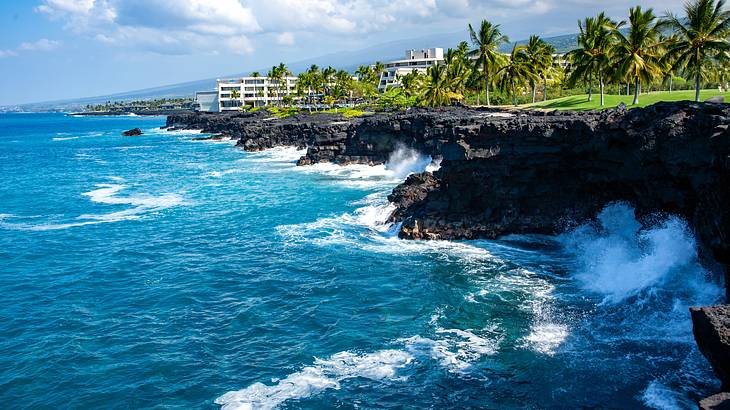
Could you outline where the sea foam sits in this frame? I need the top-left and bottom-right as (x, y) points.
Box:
(215, 350), (413, 410)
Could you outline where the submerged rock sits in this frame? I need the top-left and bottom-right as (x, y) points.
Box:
(122, 128), (142, 136)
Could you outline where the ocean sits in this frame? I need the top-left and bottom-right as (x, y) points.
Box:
(0, 113), (724, 409)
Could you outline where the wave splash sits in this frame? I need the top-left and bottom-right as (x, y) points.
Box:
(215, 350), (413, 410)
(560, 202), (723, 408)
(560, 202), (722, 305)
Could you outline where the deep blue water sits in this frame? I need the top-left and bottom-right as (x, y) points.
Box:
(0, 113), (725, 409)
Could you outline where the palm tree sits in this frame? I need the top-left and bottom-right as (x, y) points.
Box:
(276, 63), (292, 106)
(251, 71), (260, 78)
(523, 35), (556, 103)
(496, 44), (537, 106)
(613, 6), (665, 105)
(468, 20), (509, 106)
(566, 13), (617, 105)
(230, 89), (241, 108)
(334, 69), (353, 101)
(399, 70), (424, 97)
(662, 0), (730, 101)
(421, 64), (461, 107)
(322, 66), (337, 96)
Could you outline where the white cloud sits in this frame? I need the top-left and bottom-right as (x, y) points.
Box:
(0, 50), (18, 58)
(225, 37), (255, 55)
(18, 39), (61, 51)
(33, 0), (690, 58)
(36, 0), (96, 15)
(276, 32), (295, 46)
(35, 0), (259, 55)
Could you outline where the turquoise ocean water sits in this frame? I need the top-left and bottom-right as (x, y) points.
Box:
(0, 113), (725, 409)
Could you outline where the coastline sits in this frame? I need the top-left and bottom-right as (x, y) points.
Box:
(167, 102), (730, 404)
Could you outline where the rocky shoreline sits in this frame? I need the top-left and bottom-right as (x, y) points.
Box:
(167, 102), (730, 404)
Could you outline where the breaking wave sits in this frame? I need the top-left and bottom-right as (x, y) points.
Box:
(560, 202), (722, 305)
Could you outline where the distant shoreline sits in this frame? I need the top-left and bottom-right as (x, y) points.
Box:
(68, 109), (194, 117)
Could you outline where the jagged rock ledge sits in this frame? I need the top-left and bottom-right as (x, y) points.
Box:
(167, 104), (730, 280)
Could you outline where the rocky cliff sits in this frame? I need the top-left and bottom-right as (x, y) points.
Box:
(384, 103), (730, 294)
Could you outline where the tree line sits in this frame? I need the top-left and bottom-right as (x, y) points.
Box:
(234, 0), (729, 110)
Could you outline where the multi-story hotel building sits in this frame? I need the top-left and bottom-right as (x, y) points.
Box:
(214, 76), (299, 111)
(378, 48), (444, 91)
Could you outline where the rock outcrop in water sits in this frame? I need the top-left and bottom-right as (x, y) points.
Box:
(691, 305), (730, 393)
(122, 128), (142, 136)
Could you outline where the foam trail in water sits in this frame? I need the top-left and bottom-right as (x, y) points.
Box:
(0, 179), (183, 231)
(215, 350), (413, 410)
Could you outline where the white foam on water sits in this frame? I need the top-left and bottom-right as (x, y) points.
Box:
(384, 144), (434, 179)
(52, 136), (79, 141)
(400, 325), (500, 374)
(641, 380), (693, 410)
(161, 128), (205, 135)
(560, 202), (722, 304)
(558, 202), (724, 403)
(215, 349), (413, 410)
(292, 144), (438, 189)
(522, 323), (569, 356)
(206, 169), (238, 178)
(243, 147), (306, 164)
(464, 289), (489, 303)
(0, 180), (184, 231)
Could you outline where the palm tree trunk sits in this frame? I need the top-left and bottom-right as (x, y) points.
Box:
(543, 76), (548, 102)
(669, 75), (673, 93)
(695, 71), (701, 102)
(599, 71), (605, 107)
(633, 79), (640, 105)
(626, 83), (629, 96)
(512, 81), (517, 106)
(531, 82), (536, 104)
(588, 71), (593, 102)
(485, 73), (491, 106)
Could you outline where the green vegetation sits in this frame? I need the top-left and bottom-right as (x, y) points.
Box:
(527, 89), (730, 110)
(225, 0), (729, 112)
(85, 98), (193, 113)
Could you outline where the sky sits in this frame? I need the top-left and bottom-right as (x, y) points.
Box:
(0, 0), (688, 105)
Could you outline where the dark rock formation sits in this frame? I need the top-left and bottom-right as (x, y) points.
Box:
(122, 128), (142, 136)
(168, 104), (730, 292)
(166, 110), (347, 152)
(385, 102), (730, 296)
(692, 305), (730, 391)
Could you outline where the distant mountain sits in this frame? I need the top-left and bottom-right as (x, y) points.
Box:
(2, 31), (578, 112)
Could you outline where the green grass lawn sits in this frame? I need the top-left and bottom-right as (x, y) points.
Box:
(524, 89), (730, 111)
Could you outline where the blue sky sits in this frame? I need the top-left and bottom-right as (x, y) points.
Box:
(0, 0), (686, 105)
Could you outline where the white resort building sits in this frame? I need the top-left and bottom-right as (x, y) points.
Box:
(214, 76), (299, 111)
(194, 91), (219, 112)
(378, 48), (444, 92)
